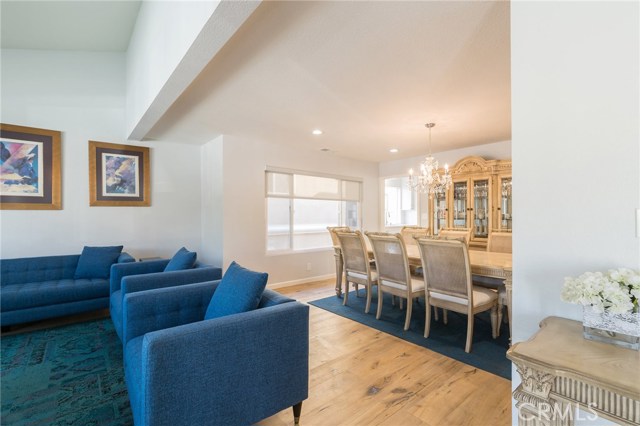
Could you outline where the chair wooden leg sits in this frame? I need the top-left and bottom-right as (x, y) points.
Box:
(376, 289), (383, 320)
(490, 305), (498, 339)
(434, 307), (439, 321)
(496, 303), (503, 336)
(399, 298), (404, 310)
(404, 297), (412, 330)
(443, 309), (448, 325)
(465, 314), (474, 353)
(365, 285), (372, 314)
(424, 304), (431, 338)
(293, 401), (303, 425)
(342, 281), (349, 306)
(355, 283), (360, 297)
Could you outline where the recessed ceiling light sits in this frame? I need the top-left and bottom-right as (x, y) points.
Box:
(312, 129), (323, 135)
(320, 148), (330, 152)
(389, 148), (399, 153)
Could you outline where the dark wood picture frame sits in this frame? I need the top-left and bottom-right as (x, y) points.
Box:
(89, 141), (150, 207)
(0, 123), (62, 210)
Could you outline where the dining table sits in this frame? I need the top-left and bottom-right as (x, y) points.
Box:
(332, 244), (513, 339)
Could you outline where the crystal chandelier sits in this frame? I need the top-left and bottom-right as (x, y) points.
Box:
(408, 123), (452, 196)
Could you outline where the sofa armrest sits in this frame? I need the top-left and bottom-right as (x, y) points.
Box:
(131, 302), (309, 426)
(120, 266), (222, 295)
(122, 280), (220, 345)
(110, 260), (169, 294)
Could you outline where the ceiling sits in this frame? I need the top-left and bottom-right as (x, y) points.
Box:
(1, 0), (511, 163)
(0, 0), (141, 52)
(147, 1), (511, 162)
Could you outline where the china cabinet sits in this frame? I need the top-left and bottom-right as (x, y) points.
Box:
(429, 156), (512, 249)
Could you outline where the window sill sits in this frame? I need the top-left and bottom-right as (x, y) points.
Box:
(266, 247), (334, 257)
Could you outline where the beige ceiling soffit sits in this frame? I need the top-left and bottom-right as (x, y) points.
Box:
(128, 0), (261, 141)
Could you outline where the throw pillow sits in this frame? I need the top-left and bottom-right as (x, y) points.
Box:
(74, 245), (124, 279)
(164, 247), (197, 272)
(204, 261), (268, 320)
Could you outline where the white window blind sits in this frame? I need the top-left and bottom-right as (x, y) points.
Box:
(266, 169), (362, 253)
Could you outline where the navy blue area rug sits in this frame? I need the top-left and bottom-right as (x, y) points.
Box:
(309, 290), (511, 380)
(1, 319), (132, 426)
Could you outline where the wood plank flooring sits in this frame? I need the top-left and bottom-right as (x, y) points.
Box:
(259, 279), (511, 426)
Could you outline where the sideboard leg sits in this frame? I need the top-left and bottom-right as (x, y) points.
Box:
(513, 362), (574, 426)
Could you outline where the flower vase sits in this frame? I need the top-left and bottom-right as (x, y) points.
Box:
(582, 305), (640, 350)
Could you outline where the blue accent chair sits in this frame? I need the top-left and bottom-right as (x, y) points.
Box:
(109, 259), (222, 340)
(1, 252), (135, 326)
(122, 281), (309, 426)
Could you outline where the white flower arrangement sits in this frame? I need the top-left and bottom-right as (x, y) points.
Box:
(561, 268), (640, 314)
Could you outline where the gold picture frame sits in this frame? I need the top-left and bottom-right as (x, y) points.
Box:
(89, 141), (150, 207)
(0, 123), (62, 210)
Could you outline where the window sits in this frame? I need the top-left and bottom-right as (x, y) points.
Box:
(266, 169), (362, 252)
(384, 176), (417, 227)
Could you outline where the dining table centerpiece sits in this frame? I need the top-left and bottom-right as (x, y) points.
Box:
(561, 268), (640, 350)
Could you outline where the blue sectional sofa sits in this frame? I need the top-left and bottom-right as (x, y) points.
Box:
(122, 281), (309, 426)
(1, 252), (135, 326)
(109, 259), (222, 340)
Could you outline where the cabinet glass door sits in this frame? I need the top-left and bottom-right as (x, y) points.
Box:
(500, 177), (512, 231)
(452, 182), (467, 229)
(433, 189), (447, 235)
(473, 179), (489, 238)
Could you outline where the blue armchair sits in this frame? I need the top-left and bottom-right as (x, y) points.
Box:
(122, 281), (309, 426)
(109, 259), (222, 340)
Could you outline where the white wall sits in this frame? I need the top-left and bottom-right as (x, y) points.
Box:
(511, 2), (638, 423)
(200, 136), (224, 266)
(125, 0), (220, 137)
(0, 49), (203, 260)
(218, 135), (379, 285)
(379, 140), (511, 178)
(512, 0), (639, 343)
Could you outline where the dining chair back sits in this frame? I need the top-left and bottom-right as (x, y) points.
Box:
(336, 230), (378, 313)
(327, 226), (351, 247)
(365, 232), (425, 331)
(416, 237), (498, 352)
(400, 226), (430, 246)
(487, 231), (512, 253)
(438, 228), (472, 245)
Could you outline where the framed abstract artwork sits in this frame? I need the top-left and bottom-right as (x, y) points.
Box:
(0, 123), (62, 210)
(89, 141), (150, 207)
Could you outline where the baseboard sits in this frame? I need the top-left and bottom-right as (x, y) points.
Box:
(268, 273), (335, 289)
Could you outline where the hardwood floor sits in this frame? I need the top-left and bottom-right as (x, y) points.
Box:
(259, 279), (511, 426)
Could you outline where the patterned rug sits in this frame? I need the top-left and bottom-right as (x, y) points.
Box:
(309, 290), (511, 379)
(1, 319), (132, 426)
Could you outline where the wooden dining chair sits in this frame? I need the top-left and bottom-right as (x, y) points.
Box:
(327, 226), (351, 295)
(336, 230), (378, 313)
(487, 231), (512, 253)
(365, 232), (425, 331)
(416, 237), (498, 353)
(438, 228), (472, 245)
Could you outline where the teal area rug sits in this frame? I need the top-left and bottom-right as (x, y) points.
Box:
(309, 291), (511, 380)
(1, 319), (132, 426)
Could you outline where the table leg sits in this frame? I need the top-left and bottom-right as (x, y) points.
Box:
(504, 267), (513, 343)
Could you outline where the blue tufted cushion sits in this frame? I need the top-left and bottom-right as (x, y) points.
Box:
(74, 246), (123, 279)
(164, 247), (197, 272)
(204, 262), (268, 320)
